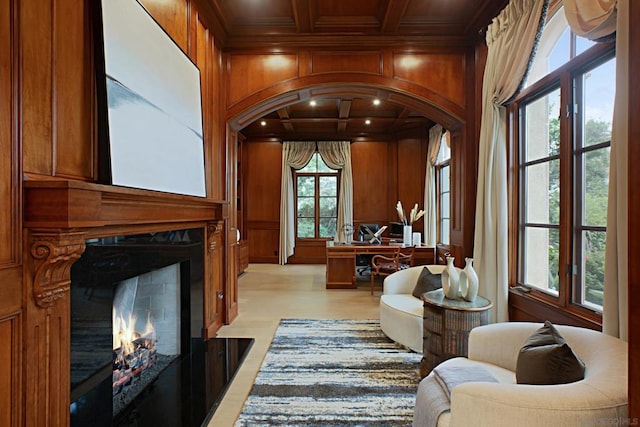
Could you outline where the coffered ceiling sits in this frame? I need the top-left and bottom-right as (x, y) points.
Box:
(206, 0), (509, 140)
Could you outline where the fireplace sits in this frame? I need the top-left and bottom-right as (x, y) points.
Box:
(68, 228), (251, 426)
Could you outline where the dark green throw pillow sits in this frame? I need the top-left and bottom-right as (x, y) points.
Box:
(516, 320), (586, 385)
(412, 267), (441, 298)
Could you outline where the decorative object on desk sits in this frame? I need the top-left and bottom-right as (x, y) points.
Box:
(370, 225), (387, 244)
(403, 225), (413, 245)
(412, 232), (421, 246)
(459, 257), (479, 302)
(441, 256), (461, 299)
(395, 201), (425, 246)
(340, 223), (355, 243)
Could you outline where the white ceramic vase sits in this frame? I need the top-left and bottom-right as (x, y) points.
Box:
(441, 256), (460, 299)
(460, 257), (479, 302)
(403, 225), (413, 245)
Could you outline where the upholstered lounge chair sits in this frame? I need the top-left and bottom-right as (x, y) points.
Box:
(414, 322), (628, 427)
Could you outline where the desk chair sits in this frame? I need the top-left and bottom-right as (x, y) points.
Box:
(356, 223), (379, 275)
(370, 246), (414, 294)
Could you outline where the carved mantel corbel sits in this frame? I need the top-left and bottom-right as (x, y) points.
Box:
(29, 230), (87, 309)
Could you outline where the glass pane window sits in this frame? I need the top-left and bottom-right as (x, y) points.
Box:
(516, 34), (614, 315)
(581, 57), (615, 148)
(524, 89), (561, 162)
(571, 58), (613, 311)
(580, 230), (606, 308)
(522, 226), (559, 293)
(524, 159), (560, 225)
(525, 6), (601, 88)
(295, 153), (339, 239)
(437, 163), (450, 245)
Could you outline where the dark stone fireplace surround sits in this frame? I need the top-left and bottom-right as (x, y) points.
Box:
(22, 179), (245, 426)
(69, 228), (205, 425)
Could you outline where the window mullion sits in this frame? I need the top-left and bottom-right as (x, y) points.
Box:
(557, 73), (574, 307)
(314, 176), (320, 238)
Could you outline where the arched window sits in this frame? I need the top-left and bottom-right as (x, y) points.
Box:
(295, 153), (339, 239)
(514, 5), (614, 315)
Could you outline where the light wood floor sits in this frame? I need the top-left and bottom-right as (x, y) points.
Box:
(208, 263), (382, 426)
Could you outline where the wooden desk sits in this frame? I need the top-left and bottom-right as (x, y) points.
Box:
(325, 241), (435, 289)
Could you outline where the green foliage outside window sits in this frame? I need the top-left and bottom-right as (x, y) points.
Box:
(296, 153), (338, 239)
(547, 116), (610, 306)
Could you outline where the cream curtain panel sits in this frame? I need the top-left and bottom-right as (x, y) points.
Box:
(602, 0), (627, 340)
(473, 0), (547, 323)
(278, 141), (316, 264)
(424, 124), (443, 246)
(317, 141), (354, 244)
(563, 0), (617, 40)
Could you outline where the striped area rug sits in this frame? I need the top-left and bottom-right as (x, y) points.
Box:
(235, 319), (422, 426)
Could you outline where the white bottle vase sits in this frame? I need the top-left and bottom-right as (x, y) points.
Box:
(441, 256), (460, 299)
(460, 257), (479, 302)
(403, 225), (413, 245)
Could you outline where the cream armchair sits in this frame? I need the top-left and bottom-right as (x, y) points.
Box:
(414, 322), (628, 427)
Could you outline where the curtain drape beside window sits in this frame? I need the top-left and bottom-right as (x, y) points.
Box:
(562, 0), (617, 40)
(278, 141), (316, 264)
(317, 141), (354, 244)
(424, 124), (443, 246)
(473, 0), (548, 323)
(601, 0), (627, 340)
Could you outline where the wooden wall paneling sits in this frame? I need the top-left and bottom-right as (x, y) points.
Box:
(246, 226), (280, 263)
(1, 0), (19, 267)
(226, 54), (298, 107)
(351, 140), (391, 225)
(210, 37), (224, 200)
(0, 313), (21, 427)
(21, 0), (53, 176)
(288, 240), (326, 264)
(628, 0), (640, 416)
(139, 0), (189, 52)
(225, 127), (239, 323)
(310, 51), (382, 75)
(392, 52), (466, 107)
(396, 137), (426, 231)
(53, 0), (94, 180)
(508, 291), (600, 331)
(245, 140), (282, 261)
(1, 1), (22, 422)
(205, 221), (224, 336)
(195, 10), (213, 198)
(23, 229), (86, 427)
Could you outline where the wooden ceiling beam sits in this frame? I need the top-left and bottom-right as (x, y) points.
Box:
(391, 107), (411, 131)
(292, 0), (313, 33)
(338, 99), (352, 119)
(381, 0), (411, 33)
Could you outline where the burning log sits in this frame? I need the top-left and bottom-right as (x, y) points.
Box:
(112, 332), (157, 396)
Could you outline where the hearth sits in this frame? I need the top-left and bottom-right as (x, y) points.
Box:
(68, 228), (251, 426)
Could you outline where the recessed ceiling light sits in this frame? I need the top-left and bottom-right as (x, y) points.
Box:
(365, 119), (371, 125)
(373, 99), (380, 106)
(309, 100), (317, 107)
(260, 120), (267, 126)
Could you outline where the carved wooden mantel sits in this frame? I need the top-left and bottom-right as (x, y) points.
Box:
(22, 178), (227, 426)
(24, 178), (226, 306)
(24, 178), (225, 231)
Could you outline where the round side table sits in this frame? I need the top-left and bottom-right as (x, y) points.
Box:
(420, 289), (492, 378)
